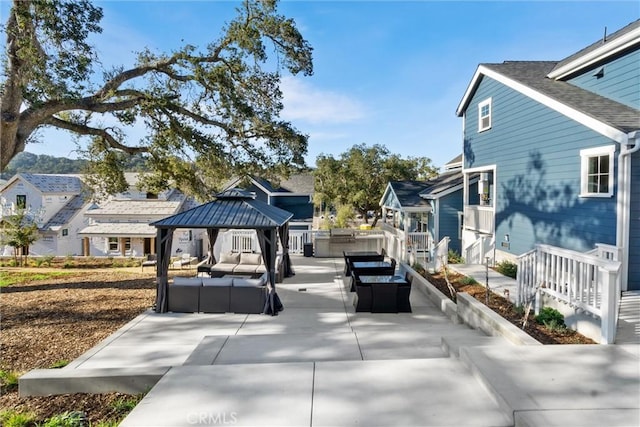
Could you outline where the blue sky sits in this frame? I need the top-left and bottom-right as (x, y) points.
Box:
(4, 0), (639, 170)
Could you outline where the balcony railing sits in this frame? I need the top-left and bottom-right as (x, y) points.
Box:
(464, 205), (494, 234)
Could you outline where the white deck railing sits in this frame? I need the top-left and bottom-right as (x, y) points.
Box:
(289, 230), (312, 254)
(465, 235), (495, 265)
(464, 205), (494, 234)
(517, 243), (621, 344)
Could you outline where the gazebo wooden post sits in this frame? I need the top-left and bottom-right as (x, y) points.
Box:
(155, 227), (174, 313)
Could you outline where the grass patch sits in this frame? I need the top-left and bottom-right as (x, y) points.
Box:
(0, 271), (78, 287)
(0, 409), (37, 427)
(50, 360), (69, 369)
(0, 369), (20, 391)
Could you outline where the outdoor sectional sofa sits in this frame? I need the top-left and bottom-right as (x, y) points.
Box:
(198, 252), (284, 282)
(168, 272), (268, 314)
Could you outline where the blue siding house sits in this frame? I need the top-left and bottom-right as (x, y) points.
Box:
(456, 20), (639, 291)
(380, 156), (465, 263)
(224, 174), (314, 232)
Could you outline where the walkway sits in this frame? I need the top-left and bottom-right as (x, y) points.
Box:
(21, 256), (640, 426)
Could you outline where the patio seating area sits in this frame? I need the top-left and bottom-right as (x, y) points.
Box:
(19, 255), (640, 427)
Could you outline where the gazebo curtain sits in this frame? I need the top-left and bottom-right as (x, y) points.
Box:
(155, 227), (175, 313)
(256, 228), (282, 316)
(206, 228), (219, 264)
(278, 223), (294, 278)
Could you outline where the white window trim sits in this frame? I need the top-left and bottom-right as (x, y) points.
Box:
(108, 237), (119, 252)
(580, 145), (615, 198)
(478, 98), (492, 132)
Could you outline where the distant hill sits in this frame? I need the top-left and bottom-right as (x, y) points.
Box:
(1, 152), (148, 179)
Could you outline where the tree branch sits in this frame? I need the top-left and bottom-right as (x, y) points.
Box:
(44, 116), (148, 154)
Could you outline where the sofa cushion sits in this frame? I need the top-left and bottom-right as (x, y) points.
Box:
(202, 278), (233, 287)
(173, 277), (202, 286)
(232, 277), (265, 288)
(240, 253), (262, 265)
(220, 252), (241, 264)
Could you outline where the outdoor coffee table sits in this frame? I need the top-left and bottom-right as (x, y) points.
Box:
(355, 275), (410, 313)
(343, 251), (384, 276)
(349, 261), (394, 291)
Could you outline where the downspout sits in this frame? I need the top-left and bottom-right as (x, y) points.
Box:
(617, 130), (639, 291)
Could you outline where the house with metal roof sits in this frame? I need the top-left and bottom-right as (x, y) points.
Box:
(0, 173), (90, 256)
(379, 156), (466, 266)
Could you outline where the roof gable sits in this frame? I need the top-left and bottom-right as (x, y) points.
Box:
(457, 61), (638, 143)
(384, 181), (432, 209)
(1, 173), (83, 195)
(549, 19), (640, 79)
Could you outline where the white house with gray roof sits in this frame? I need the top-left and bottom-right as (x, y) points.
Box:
(79, 174), (203, 258)
(0, 173), (90, 256)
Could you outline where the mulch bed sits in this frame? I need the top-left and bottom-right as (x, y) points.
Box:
(423, 269), (596, 345)
(0, 267), (157, 425)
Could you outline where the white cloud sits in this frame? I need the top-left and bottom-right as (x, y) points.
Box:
(280, 76), (366, 125)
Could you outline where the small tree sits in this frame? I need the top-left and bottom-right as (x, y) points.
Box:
(0, 209), (39, 266)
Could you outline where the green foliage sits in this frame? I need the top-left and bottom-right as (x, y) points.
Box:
(536, 307), (566, 330)
(459, 276), (478, 285)
(334, 205), (354, 228)
(42, 255), (55, 267)
(2, 0), (314, 200)
(495, 260), (518, 278)
(110, 394), (144, 415)
(41, 411), (86, 427)
(0, 209), (40, 267)
(447, 250), (464, 264)
(0, 270), (76, 286)
(50, 360), (69, 369)
(411, 262), (425, 276)
(314, 144), (438, 226)
(0, 409), (36, 427)
(0, 369), (19, 390)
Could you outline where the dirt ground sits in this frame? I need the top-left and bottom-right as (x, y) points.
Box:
(0, 266), (162, 425)
(424, 269), (596, 345)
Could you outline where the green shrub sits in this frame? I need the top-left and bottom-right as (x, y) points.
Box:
(0, 369), (19, 391)
(42, 255), (55, 267)
(33, 257), (44, 267)
(62, 262), (74, 269)
(110, 394), (143, 415)
(459, 276), (478, 285)
(0, 409), (37, 427)
(447, 250), (464, 264)
(495, 260), (518, 278)
(8, 259), (17, 267)
(411, 262), (425, 275)
(536, 307), (565, 330)
(41, 411), (86, 427)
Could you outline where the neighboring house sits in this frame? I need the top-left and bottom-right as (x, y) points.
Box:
(380, 155), (467, 265)
(79, 173), (203, 258)
(456, 20), (639, 291)
(222, 174), (315, 254)
(0, 173), (89, 256)
(224, 174), (314, 230)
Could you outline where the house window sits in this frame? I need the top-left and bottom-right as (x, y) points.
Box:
(108, 237), (119, 251)
(62, 229), (68, 237)
(478, 98), (492, 132)
(580, 146), (615, 197)
(458, 212), (464, 239)
(124, 237), (131, 251)
(16, 194), (26, 209)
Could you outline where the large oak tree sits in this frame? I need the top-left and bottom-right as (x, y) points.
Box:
(1, 0), (313, 198)
(314, 144), (438, 226)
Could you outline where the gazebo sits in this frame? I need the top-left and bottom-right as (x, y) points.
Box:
(150, 189), (294, 314)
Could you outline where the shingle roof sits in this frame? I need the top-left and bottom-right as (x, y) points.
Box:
(387, 181), (432, 208)
(483, 61), (640, 133)
(419, 170), (464, 199)
(79, 222), (156, 237)
(551, 19), (640, 74)
(41, 194), (87, 231)
(151, 190), (293, 229)
(16, 173), (83, 194)
(86, 200), (183, 217)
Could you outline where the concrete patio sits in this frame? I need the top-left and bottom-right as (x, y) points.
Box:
(20, 256), (640, 426)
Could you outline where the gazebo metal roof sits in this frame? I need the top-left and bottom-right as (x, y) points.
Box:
(151, 189), (293, 230)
